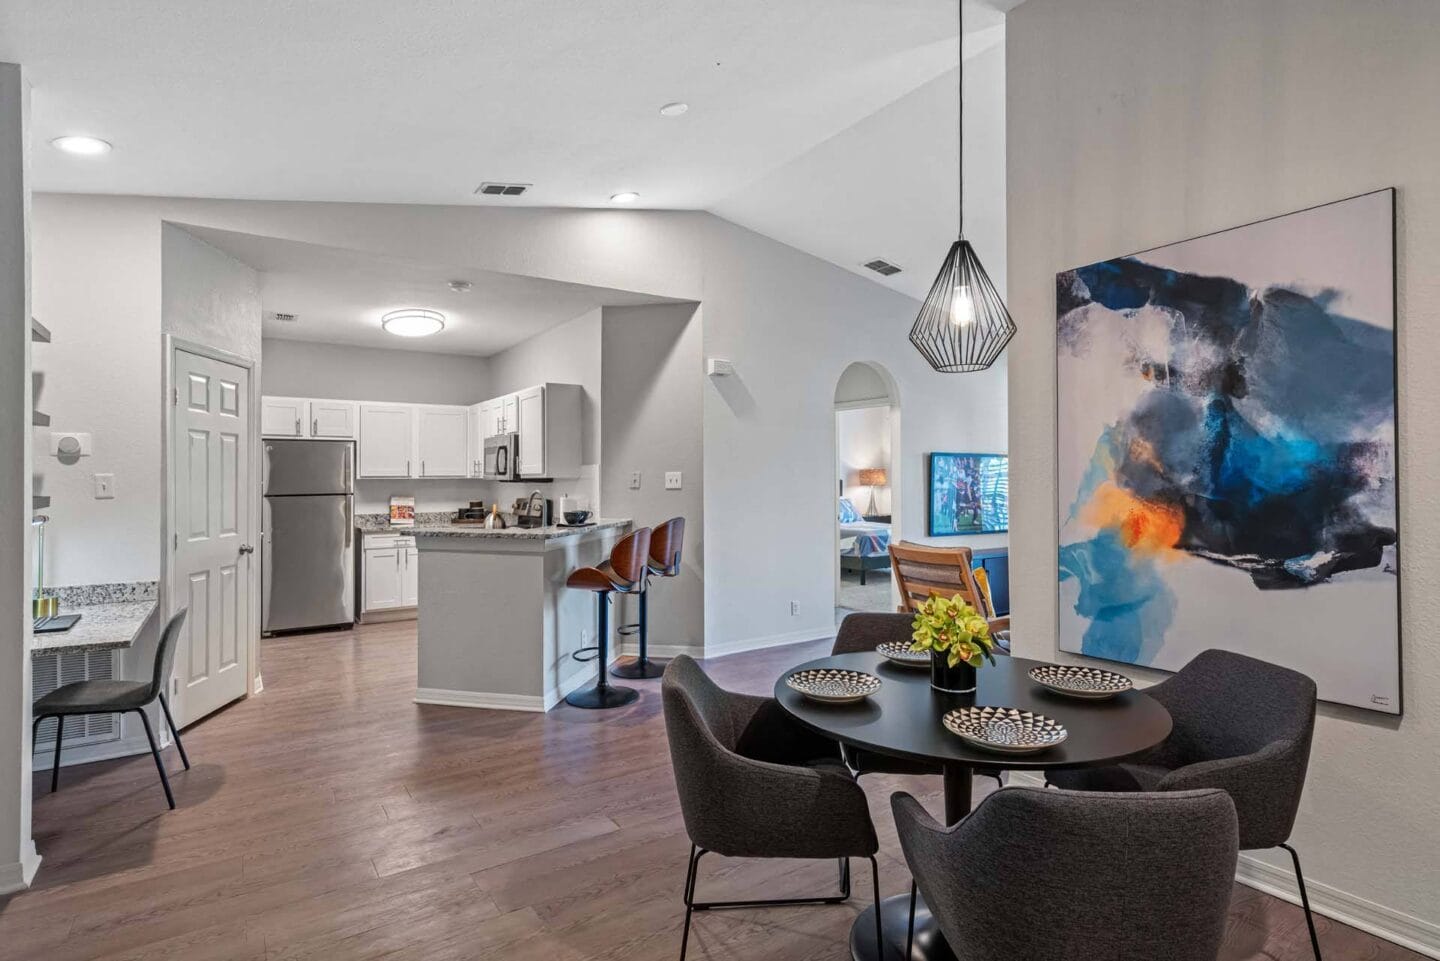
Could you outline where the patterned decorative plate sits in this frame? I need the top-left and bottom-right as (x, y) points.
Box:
(942, 706), (1068, 755)
(1027, 664), (1133, 700)
(785, 668), (882, 704)
(875, 641), (931, 669)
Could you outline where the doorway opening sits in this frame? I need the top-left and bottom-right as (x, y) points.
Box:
(833, 361), (900, 622)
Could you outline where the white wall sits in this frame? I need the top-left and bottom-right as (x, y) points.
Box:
(161, 225), (261, 361)
(836, 405), (892, 516)
(1007, 0), (1440, 951)
(0, 62), (39, 895)
(600, 303), (705, 654)
(262, 338), (490, 405)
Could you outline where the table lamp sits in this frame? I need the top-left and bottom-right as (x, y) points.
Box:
(857, 467), (888, 517)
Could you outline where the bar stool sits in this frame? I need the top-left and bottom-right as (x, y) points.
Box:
(613, 516), (685, 680)
(565, 526), (651, 709)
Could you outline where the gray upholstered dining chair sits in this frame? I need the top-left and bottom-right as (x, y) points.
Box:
(32, 608), (191, 810)
(661, 655), (882, 961)
(893, 786), (1239, 961)
(830, 612), (1003, 786)
(1046, 649), (1320, 958)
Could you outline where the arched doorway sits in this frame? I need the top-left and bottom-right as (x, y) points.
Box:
(833, 361), (901, 621)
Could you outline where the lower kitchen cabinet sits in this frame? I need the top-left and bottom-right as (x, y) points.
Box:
(362, 534), (418, 615)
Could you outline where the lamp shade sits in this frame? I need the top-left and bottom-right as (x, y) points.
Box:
(909, 240), (1016, 372)
(857, 468), (888, 488)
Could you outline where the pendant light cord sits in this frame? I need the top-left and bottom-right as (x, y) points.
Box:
(957, 0), (965, 240)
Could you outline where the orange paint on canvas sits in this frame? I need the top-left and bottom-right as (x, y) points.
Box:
(1081, 482), (1184, 554)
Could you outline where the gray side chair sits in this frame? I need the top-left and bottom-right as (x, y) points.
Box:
(831, 613), (1003, 786)
(662, 655), (881, 961)
(32, 608), (191, 810)
(1047, 648), (1320, 958)
(893, 786), (1239, 961)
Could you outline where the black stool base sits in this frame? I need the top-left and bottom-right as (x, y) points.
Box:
(611, 657), (668, 680)
(564, 685), (640, 710)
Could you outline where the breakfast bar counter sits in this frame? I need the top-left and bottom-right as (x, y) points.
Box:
(411, 519), (632, 711)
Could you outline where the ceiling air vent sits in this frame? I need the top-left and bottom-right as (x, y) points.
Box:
(863, 258), (903, 277)
(475, 182), (532, 197)
(271, 312), (299, 323)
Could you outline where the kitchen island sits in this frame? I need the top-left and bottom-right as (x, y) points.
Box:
(411, 519), (633, 711)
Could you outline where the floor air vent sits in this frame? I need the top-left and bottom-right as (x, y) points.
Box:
(475, 182), (532, 197)
(863, 259), (903, 277)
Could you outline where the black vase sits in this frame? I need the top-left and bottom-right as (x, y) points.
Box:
(930, 651), (977, 694)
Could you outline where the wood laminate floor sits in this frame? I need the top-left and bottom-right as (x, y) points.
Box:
(1, 621), (1423, 961)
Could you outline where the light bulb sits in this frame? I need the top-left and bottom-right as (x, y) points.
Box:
(950, 284), (976, 327)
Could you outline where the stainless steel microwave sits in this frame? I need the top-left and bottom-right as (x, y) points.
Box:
(483, 432), (518, 480)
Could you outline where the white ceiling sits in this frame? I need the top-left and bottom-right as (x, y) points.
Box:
(183, 225), (675, 356)
(3, 0), (1022, 300)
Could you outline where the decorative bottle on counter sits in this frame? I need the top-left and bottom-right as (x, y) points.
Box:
(484, 504), (507, 530)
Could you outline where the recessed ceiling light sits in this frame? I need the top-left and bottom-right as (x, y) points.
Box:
(381, 309), (445, 338)
(52, 136), (112, 156)
(610, 192), (640, 204)
(447, 280), (473, 293)
(659, 102), (689, 117)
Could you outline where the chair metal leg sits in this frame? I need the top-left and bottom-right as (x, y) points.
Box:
(158, 694), (190, 770)
(838, 857), (851, 897)
(31, 713), (45, 749)
(1281, 843), (1322, 960)
(869, 855), (883, 959)
(907, 879), (917, 960)
(135, 709), (176, 810)
(684, 847), (855, 913)
(679, 845), (703, 961)
(50, 715), (64, 793)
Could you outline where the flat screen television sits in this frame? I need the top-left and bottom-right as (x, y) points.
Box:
(927, 452), (1009, 536)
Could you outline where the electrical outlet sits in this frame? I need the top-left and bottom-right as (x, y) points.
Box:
(93, 473), (115, 499)
(790, 601), (799, 616)
(629, 471), (642, 490)
(665, 471), (682, 490)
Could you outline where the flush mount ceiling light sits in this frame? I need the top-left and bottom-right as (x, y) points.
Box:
(381, 308), (445, 338)
(659, 101), (689, 117)
(908, 1), (1016, 373)
(609, 191), (640, 204)
(51, 135), (112, 156)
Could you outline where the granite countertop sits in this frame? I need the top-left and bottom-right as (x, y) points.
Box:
(31, 599), (158, 655)
(410, 518), (632, 540)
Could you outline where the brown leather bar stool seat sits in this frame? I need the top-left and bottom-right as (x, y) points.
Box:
(565, 526), (651, 709)
(613, 516), (685, 680)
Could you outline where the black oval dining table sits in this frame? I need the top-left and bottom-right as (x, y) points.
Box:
(773, 650), (1173, 961)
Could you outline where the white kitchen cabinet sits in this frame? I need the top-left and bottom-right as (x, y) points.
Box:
(363, 547), (403, 610)
(402, 547), (419, 607)
(497, 394), (518, 434)
(515, 385), (546, 477)
(514, 383), (583, 478)
(358, 404), (415, 477)
(261, 397), (306, 437)
(416, 406), (469, 477)
(309, 400), (356, 438)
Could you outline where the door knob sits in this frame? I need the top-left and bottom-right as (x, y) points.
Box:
(239, 544), (255, 555)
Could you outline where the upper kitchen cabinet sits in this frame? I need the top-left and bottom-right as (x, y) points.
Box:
(309, 400), (357, 438)
(416, 405), (469, 477)
(358, 403), (415, 477)
(261, 396), (307, 437)
(515, 383), (582, 478)
(497, 394), (518, 435)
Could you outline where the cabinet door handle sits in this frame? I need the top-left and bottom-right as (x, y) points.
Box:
(422, 459), (426, 476)
(406, 459), (411, 476)
(294, 416), (301, 435)
(312, 418), (318, 435)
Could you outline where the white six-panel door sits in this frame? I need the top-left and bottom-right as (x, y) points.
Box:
(172, 348), (253, 726)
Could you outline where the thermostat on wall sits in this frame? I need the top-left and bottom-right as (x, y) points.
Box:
(706, 358), (735, 377)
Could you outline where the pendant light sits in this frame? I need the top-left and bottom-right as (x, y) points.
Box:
(909, 0), (1016, 373)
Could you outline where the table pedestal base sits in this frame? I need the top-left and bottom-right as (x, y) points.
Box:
(849, 892), (954, 961)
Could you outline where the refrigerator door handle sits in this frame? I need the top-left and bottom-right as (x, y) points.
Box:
(345, 495), (353, 548)
(261, 498), (273, 631)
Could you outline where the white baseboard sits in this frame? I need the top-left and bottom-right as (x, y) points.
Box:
(1236, 852), (1440, 958)
(415, 655), (621, 714)
(0, 842), (41, 895)
(703, 627), (831, 659)
(618, 642), (702, 660)
(1002, 772), (1439, 958)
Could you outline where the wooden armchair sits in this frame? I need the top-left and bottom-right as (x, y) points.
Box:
(889, 542), (1009, 651)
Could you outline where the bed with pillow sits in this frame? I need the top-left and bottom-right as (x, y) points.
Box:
(838, 497), (892, 585)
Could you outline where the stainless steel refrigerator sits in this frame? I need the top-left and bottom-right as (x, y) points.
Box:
(262, 439), (355, 633)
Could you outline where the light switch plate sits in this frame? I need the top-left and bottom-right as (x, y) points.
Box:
(94, 473), (116, 499)
(665, 471), (682, 490)
(629, 471), (642, 490)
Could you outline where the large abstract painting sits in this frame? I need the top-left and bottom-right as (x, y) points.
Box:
(1056, 189), (1399, 714)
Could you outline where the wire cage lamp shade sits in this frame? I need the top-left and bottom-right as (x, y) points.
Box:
(909, 240), (1016, 373)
